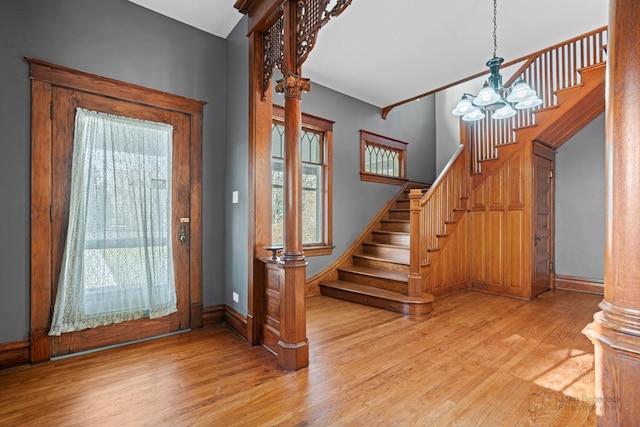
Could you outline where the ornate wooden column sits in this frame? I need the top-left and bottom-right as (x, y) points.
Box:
(583, 0), (640, 423)
(235, 0), (351, 370)
(274, 0), (311, 370)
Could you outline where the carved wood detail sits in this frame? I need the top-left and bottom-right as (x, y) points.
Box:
(257, 0), (352, 99)
(262, 16), (283, 100)
(295, 0), (352, 67)
(275, 72), (311, 99)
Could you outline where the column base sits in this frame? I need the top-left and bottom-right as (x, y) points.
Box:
(277, 339), (309, 371)
(583, 308), (640, 425)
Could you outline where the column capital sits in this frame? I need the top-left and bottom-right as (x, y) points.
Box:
(275, 72), (311, 99)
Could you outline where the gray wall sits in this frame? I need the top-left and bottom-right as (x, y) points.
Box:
(555, 114), (605, 279)
(224, 18), (437, 315)
(225, 18), (250, 314)
(0, 0), (227, 343)
(286, 85), (436, 280)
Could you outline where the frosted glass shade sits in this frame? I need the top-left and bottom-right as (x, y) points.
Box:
(473, 85), (501, 106)
(452, 96), (479, 116)
(462, 109), (486, 122)
(515, 97), (543, 109)
(506, 78), (537, 102)
(493, 103), (517, 119)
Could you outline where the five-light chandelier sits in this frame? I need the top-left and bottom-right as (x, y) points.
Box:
(452, 0), (542, 122)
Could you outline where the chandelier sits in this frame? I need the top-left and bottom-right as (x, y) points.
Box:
(452, 0), (542, 122)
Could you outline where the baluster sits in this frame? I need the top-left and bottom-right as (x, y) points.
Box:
(571, 40), (579, 85)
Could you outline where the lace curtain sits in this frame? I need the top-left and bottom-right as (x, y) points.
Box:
(49, 108), (176, 336)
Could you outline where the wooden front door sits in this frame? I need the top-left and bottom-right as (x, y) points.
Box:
(49, 88), (192, 357)
(532, 147), (555, 297)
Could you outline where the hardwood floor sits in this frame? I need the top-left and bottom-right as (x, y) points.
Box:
(0, 290), (601, 426)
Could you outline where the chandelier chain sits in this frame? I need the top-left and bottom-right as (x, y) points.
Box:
(493, 0), (498, 58)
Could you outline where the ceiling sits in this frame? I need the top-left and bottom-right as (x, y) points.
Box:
(128, 0), (608, 108)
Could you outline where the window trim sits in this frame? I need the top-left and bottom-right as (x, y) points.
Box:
(359, 130), (409, 185)
(272, 105), (334, 257)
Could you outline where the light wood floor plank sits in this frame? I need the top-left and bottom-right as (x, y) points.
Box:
(0, 289), (600, 426)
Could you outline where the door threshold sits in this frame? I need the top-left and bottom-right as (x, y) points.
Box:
(50, 329), (191, 360)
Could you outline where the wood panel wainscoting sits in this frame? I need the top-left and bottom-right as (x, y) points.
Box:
(470, 143), (530, 299)
(0, 290), (601, 425)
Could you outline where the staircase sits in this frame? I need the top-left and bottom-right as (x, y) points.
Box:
(320, 185), (435, 315)
(318, 26), (607, 313)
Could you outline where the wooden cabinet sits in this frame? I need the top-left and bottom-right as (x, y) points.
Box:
(261, 260), (283, 355)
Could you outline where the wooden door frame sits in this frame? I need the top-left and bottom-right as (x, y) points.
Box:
(27, 58), (205, 363)
(532, 142), (556, 296)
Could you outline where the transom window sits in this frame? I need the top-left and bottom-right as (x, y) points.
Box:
(360, 130), (408, 185)
(272, 105), (334, 257)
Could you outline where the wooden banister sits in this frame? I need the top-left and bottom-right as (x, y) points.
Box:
(381, 26), (608, 119)
(409, 144), (468, 296)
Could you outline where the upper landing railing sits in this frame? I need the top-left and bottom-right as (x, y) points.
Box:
(470, 26), (608, 173)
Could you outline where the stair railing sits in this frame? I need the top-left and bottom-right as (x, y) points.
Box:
(409, 143), (468, 296)
(470, 26), (608, 173)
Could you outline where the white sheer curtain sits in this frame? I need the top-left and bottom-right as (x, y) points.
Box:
(49, 108), (176, 336)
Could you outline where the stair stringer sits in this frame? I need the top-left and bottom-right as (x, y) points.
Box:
(314, 182), (436, 315)
(472, 62), (605, 189)
(305, 183), (411, 296)
(407, 144), (473, 299)
(418, 209), (470, 298)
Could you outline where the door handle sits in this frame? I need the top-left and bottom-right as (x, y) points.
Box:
(179, 217), (190, 244)
(535, 235), (542, 242)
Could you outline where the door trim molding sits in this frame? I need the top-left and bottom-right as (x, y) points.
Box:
(27, 58), (205, 363)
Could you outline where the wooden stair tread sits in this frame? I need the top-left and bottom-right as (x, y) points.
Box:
(372, 230), (409, 236)
(321, 280), (435, 304)
(339, 265), (408, 282)
(352, 253), (409, 266)
(363, 241), (408, 249)
(380, 219), (409, 223)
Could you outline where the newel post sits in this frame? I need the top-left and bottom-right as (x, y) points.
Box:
(408, 189), (424, 297)
(583, 0), (640, 423)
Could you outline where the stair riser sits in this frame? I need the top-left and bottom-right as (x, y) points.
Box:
(380, 221), (410, 232)
(319, 286), (432, 315)
(362, 244), (409, 262)
(395, 200), (410, 209)
(371, 231), (410, 246)
(338, 270), (408, 294)
(388, 210), (410, 220)
(352, 256), (409, 275)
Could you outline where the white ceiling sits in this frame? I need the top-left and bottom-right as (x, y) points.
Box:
(128, 0), (609, 108)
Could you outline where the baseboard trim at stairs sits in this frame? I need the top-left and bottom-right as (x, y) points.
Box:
(555, 274), (604, 295)
(320, 280), (434, 315)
